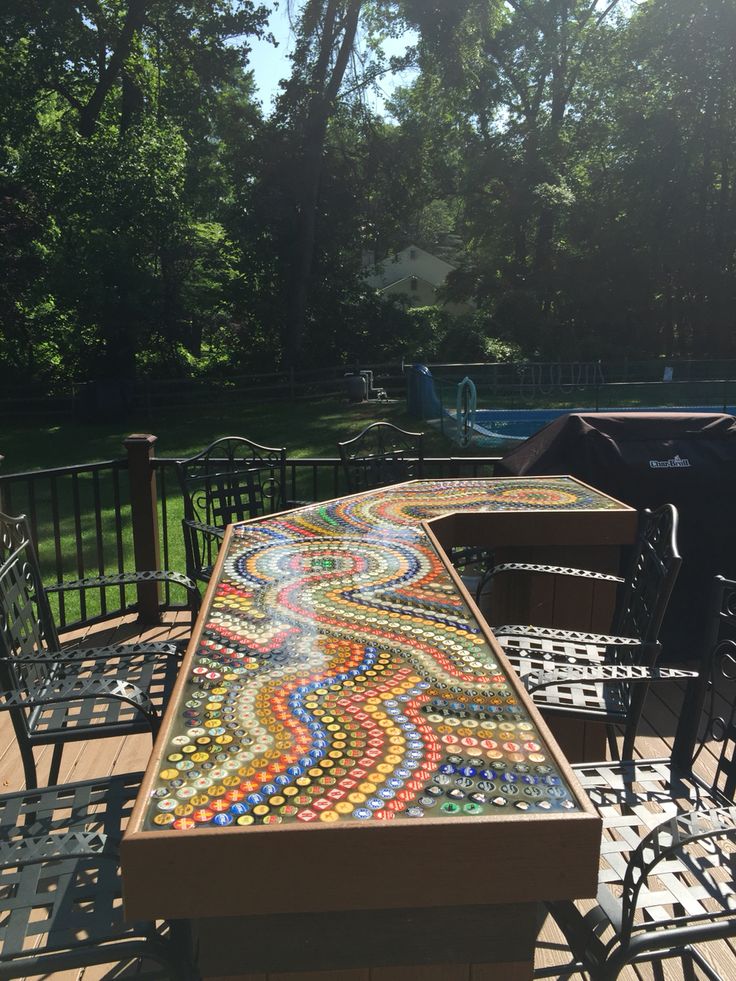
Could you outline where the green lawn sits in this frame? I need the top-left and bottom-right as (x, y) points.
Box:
(14, 378), (723, 629)
(2, 396), (469, 630)
(2, 396), (462, 475)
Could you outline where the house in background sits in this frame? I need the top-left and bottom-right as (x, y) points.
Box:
(363, 244), (473, 314)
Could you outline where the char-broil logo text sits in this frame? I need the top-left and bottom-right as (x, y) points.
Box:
(649, 454), (691, 469)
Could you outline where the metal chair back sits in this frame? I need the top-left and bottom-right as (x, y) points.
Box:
(543, 575), (736, 979)
(614, 503), (681, 644)
(338, 422), (424, 494)
(0, 512), (61, 728)
(712, 649), (736, 802)
(672, 575), (736, 773)
(176, 436), (287, 579)
(615, 628), (736, 955)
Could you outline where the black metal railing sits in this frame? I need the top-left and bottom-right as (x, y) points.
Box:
(1, 451), (502, 631)
(0, 459), (132, 629)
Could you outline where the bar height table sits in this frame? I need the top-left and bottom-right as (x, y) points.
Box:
(122, 477), (636, 980)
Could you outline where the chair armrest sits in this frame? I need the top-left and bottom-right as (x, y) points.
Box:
(496, 624), (642, 646)
(183, 518), (225, 539)
(47, 569), (201, 617)
(519, 659), (694, 694)
(47, 569), (199, 595)
(1, 641), (183, 666)
(0, 830), (117, 870)
(59, 641), (184, 662)
(0, 676), (158, 727)
(477, 562), (623, 606)
(489, 562), (624, 584)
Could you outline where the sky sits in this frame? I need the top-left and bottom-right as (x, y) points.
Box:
(246, 3), (418, 116)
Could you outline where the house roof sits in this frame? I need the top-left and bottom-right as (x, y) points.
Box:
(365, 244), (457, 290)
(396, 244), (457, 269)
(380, 275), (437, 293)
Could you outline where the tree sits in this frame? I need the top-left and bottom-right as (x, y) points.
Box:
(596, 0), (736, 356)
(0, 1), (269, 137)
(272, 0), (422, 364)
(273, 0), (366, 363)
(396, 2), (628, 350)
(0, 1), (270, 381)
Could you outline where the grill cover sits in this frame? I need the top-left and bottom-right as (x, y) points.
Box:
(496, 412), (736, 657)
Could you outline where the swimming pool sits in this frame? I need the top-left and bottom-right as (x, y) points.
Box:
(465, 406), (736, 448)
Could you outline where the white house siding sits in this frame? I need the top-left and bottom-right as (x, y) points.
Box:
(364, 243), (474, 314)
(364, 244), (456, 290)
(382, 275), (438, 307)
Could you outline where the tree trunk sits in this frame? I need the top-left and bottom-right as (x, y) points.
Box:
(282, 0), (362, 366)
(284, 131), (325, 366)
(532, 21), (568, 313)
(78, 0), (148, 138)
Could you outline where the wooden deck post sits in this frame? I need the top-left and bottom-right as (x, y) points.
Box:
(124, 434), (161, 623)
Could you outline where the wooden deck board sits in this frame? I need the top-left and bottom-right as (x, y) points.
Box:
(2, 616), (734, 981)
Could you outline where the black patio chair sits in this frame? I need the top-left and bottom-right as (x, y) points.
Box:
(487, 503), (681, 644)
(0, 771), (197, 979)
(338, 422), (424, 494)
(176, 436), (290, 583)
(536, 575), (736, 981)
(0, 511), (198, 789)
(492, 505), (681, 757)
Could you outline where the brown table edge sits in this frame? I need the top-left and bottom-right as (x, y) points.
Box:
(122, 477), (623, 919)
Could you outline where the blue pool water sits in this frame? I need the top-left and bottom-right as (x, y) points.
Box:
(468, 406), (736, 447)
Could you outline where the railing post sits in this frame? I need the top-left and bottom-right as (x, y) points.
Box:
(124, 434), (161, 623)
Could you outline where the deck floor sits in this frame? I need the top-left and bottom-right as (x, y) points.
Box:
(1, 614), (733, 981)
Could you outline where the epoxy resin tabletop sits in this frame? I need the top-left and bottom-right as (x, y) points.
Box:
(139, 478), (626, 832)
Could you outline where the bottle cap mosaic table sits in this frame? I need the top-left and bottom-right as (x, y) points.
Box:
(122, 477), (636, 980)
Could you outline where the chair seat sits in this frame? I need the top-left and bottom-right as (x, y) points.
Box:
(552, 756), (735, 957)
(499, 639), (630, 720)
(495, 633), (615, 665)
(0, 773), (190, 977)
(26, 646), (180, 741)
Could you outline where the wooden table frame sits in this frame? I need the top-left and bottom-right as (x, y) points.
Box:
(425, 498), (639, 759)
(122, 477), (636, 979)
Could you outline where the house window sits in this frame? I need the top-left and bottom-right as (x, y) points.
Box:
(410, 277), (418, 291)
(409, 248), (417, 260)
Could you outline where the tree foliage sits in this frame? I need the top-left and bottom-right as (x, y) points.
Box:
(1, 0), (735, 388)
